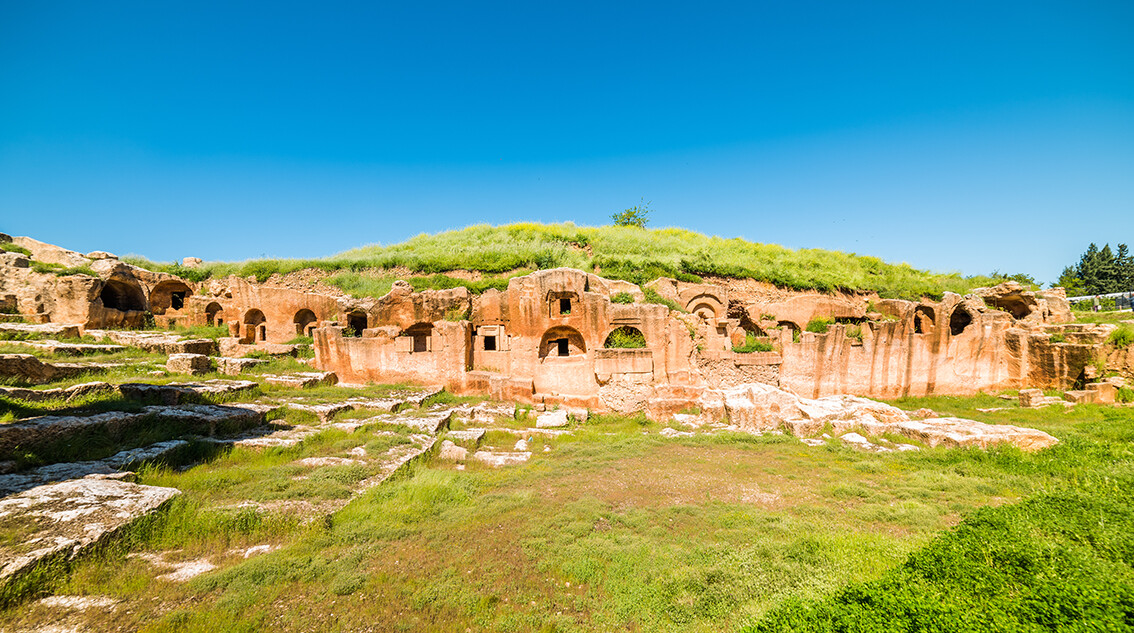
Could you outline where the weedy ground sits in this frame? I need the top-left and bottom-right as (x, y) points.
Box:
(1, 386), (1130, 632)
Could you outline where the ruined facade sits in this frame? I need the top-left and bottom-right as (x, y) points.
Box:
(4, 232), (1125, 417)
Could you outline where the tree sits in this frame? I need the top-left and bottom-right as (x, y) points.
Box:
(611, 199), (652, 228)
(1056, 243), (1134, 295)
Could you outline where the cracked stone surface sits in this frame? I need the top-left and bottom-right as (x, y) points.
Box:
(0, 477), (180, 585)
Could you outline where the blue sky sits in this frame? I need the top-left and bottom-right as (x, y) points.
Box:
(2, 1), (1131, 285)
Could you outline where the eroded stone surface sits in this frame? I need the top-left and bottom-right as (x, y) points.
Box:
(698, 383), (1057, 451)
(85, 330), (216, 355)
(0, 478), (180, 585)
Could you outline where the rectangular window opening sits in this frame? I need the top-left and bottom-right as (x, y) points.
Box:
(556, 338), (570, 356)
(484, 335), (497, 351)
(413, 334), (428, 353)
(559, 298), (571, 315)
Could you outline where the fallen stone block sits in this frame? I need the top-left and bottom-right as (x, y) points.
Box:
(166, 353), (211, 376)
(218, 338), (296, 358)
(262, 372), (338, 389)
(536, 410), (569, 428)
(0, 478), (180, 590)
(117, 379), (257, 404)
(0, 354), (87, 385)
(0, 440), (189, 496)
(446, 428), (486, 444)
(0, 403), (265, 462)
(472, 450), (531, 467)
(1, 339), (125, 357)
(213, 356), (268, 375)
(439, 440), (468, 461)
(695, 382), (1057, 452)
(1085, 382), (1117, 404)
(1063, 390), (1096, 404)
(85, 330), (217, 355)
(0, 322), (82, 340)
(0, 381), (114, 403)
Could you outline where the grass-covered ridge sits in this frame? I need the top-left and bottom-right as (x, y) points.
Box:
(126, 223), (1009, 300)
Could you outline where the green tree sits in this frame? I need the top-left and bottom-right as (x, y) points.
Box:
(1057, 243), (1134, 295)
(611, 199), (652, 228)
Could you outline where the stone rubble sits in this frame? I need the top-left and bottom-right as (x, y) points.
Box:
(697, 383), (1058, 452)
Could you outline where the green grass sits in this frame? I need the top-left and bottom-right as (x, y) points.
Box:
(1, 393), (1128, 631)
(124, 223), (1007, 300)
(170, 324), (231, 340)
(1071, 310), (1134, 324)
(733, 332), (774, 353)
(0, 243), (32, 257)
(1108, 323), (1134, 348)
(805, 317), (834, 334)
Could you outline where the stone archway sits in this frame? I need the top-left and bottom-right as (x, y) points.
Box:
(293, 309), (317, 336)
(540, 326), (586, 359)
(205, 302), (224, 326)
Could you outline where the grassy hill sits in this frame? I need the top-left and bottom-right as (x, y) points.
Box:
(126, 223), (1012, 301)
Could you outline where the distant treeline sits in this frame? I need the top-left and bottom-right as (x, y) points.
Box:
(1057, 243), (1134, 296)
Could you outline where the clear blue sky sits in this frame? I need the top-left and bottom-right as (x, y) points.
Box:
(2, 1), (1131, 285)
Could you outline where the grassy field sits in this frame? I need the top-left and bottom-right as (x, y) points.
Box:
(2, 392), (1130, 632)
(123, 223), (1016, 300)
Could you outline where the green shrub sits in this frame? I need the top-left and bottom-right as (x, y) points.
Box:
(733, 332), (773, 353)
(0, 243), (32, 257)
(610, 292), (635, 304)
(1117, 387), (1134, 403)
(1108, 324), (1134, 348)
(604, 326), (646, 348)
(29, 261), (97, 277)
(1050, 332), (1066, 344)
(846, 324), (863, 342)
(642, 288), (683, 312)
(805, 317), (834, 334)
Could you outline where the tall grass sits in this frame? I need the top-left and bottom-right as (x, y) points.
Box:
(126, 223), (1003, 300)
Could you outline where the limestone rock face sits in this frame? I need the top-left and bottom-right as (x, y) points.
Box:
(182, 257), (203, 268)
(974, 282), (1072, 324)
(0, 477), (180, 585)
(698, 383), (1057, 452)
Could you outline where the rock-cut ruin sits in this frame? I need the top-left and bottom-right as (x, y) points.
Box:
(2, 231), (1128, 420)
(4, 229), (1133, 603)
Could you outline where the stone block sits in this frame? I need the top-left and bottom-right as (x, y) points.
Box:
(1063, 390), (1096, 404)
(1085, 382), (1117, 404)
(167, 353), (211, 376)
(439, 440), (468, 461)
(536, 410), (569, 428)
(1018, 389), (1045, 408)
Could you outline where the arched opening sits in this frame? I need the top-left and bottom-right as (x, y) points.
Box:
(205, 302), (224, 326)
(403, 323), (434, 352)
(914, 306), (935, 335)
(984, 296), (1033, 320)
(244, 309), (267, 342)
(949, 308), (973, 336)
(293, 309), (317, 336)
(99, 279), (146, 312)
(604, 326), (646, 349)
(691, 303), (717, 321)
(539, 326), (586, 359)
(347, 310), (367, 337)
(149, 280), (192, 314)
